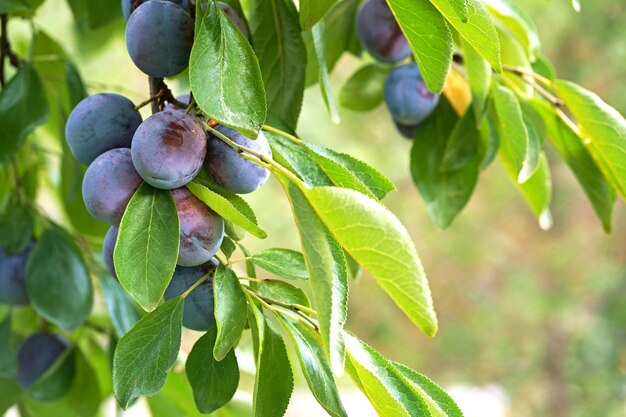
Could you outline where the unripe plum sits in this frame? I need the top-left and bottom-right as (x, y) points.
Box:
(164, 259), (218, 330)
(103, 227), (118, 279)
(131, 110), (207, 190)
(384, 62), (440, 126)
(205, 126), (271, 194)
(0, 245), (30, 306)
(125, 0), (194, 78)
(122, 0), (189, 19)
(82, 148), (143, 226)
(172, 187), (224, 267)
(356, 0), (411, 63)
(65, 93), (142, 166)
(16, 333), (70, 389)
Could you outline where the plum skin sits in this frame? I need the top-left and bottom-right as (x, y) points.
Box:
(356, 0), (411, 64)
(205, 126), (272, 194)
(131, 110), (207, 190)
(0, 245), (31, 305)
(125, 1), (194, 78)
(82, 148), (143, 226)
(164, 259), (218, 330)
(65, 93), (142, 166)
(16, 333), (70, 389)
(103, 227), (118, 279)
(172, 187), (224, 267)
(121, 0), (189, 19)
(384, 62), (440, 127)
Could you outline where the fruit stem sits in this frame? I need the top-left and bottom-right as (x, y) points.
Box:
(148, 77), (162, 114)
(262, 124), (302, 144)
(502, 64), (552, 86)
(181, 272), (211, 298)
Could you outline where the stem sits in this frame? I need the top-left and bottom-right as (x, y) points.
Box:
(522, 75), (565, 107)
(262, 124), (302, 144)
(148, 77), (162, 114)
(1, 14), (8, 86)
(246, 288), (312, 328)
(244, 285), (319, 330)
(502, 64), (552, 86)
(134, 89), (165, 111)
(181, 273), (211, 298)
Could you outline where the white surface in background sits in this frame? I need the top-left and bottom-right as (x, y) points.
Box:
(447, 384), (510, 417)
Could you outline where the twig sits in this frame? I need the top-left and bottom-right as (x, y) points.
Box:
(262, 124), (302, 144)
(502, 64), (552, 86)
(148, 77), (162, 114)
(134, 89), (166, 110)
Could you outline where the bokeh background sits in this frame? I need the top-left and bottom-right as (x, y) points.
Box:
(8, 0), (626, 416)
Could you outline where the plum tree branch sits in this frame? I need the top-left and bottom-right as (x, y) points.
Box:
(0, 14), (21, 87)
(243, 284), (319, 330)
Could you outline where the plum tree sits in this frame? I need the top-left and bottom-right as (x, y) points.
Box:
(356, 0), (411, 63)
(103, 227), (118, 279)
(217, 2), (249, 39)
(16, 333), (70, 389)
(121, 0), (189, 19)
(131, 110), (207, 190)
(163, 259), (218, 331)
(82, 148), (143, 226)
(172, 187), (224, 267)
(125, 0), (194, 78)
(205, 126), (271, 194)
(0, 245), (30, 305)
(65, 93), (142, 165)
(384, 62), (440, 136)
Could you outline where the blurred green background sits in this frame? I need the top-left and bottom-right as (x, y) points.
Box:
(9, 0), (626, 416)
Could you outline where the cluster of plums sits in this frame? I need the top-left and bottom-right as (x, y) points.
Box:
(356, 0), (440, 138)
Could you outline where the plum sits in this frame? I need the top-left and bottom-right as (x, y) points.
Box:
(205, 126), (271, 194)
(163, 94), (191, 112)
(164, 259), (218, 330)
(65, 93), (142, 166)
(103, 227), (118, 279)
(82, 148), (143, 226)
(122, 0), (189, 19)
(393, 120), (419, 140)
(125, 0), (194, 78)
(356, 0), (411, 63)
(172, 187), (224, 266)
(16, 333), (70, 389)
(0, 245), (30, 305)
(131, 110), (207, 190)
(218, 2), (250, 40)
(384, 62), (440, 127)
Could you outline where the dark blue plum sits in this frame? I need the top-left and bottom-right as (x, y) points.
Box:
(65, 93), (142, 166)
(82, 148), (143, 226)
(384, 62), (440, 127)
(0, 245), (30, 305)
(393, 120), (419, 140)
(125, 0), (194, 78)
(122, 0), (189, 19)
(103, 227), (118, 279)
(131, 110), (207, 190)
(218, 2), (250, 40)
(16, 333), (69, 389)
(356, 0), (411, 63)
(164, 259), (218, 330)
(163, 94), (191, 112)
(205, 126), (271, 194)
(172, 187), (224, 267)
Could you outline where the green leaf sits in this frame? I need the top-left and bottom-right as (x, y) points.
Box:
(344, 333), (430, 417)
(312, 21), (340, 123)
(98, 275), (141, 338)
(287, 184), (348, 373)
(0, 64), (48, 161)
(191, 0), (267, 138)
(483, 0), (540, 60)
(66, 0), (122, 30)
(114, 183), (180, 312)
(249, 0), (305, 129)
(387, 0), (452, 92)
(463, 41), (491, 125)
(213, 265), (248, 360)
(0, 198), (34, 254)
(0, 314), (17, 376)
(258, 280), (311, 307)
(429, 0), (502, 72)
(496, 25), (532, 96)
(412, 102), (481, 229)
(268, 132), (333, 187)
(251, 248), (308, 280)
(27, 347), (75, 402)
(221, 236), (237, 259)
(0, 0), (43, 16)
(507, 151), (553, 229)
(339, 64), (390, 112)
(147, 370), (206, 417)
(531, 98), (615, 231)
(554, 80), (626, 200)
(113, 297), (184, 409)
(0, 376), (19, 415)
(300, 0), (337, 31)
(303, 186), (438, 336)
(277, 317), (347, 417)
(25, 227), (92, 330)
(186, 327), (239, 414)
(187, 181), (267, 239)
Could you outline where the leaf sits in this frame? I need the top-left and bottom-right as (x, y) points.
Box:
(287, 184), (348, 373)
(98, 275), (141, 338)
(25, 227), (92, 330)
(187, 181), (267, 239)
(249, 0), (305, 129)
(483, 0), (540, 60)
(147, 370), (206, 417)
(186, 327), (239, 414)
(258, 280), (310, 307)
(312, 21), (340, 123)
(463, 41), (491, 125)
(507, 152), (553, 230)
(554, 80), (626, 200)
(27, 347), (75, 402)
(496, 25), (532, 96)
(213, 265), (248, 360)
(251, 248), (308, 280)
(344, 333), (430, 417)
(303, 186), (438, 336)
(191, 0), (267, 138)
(387, 0), (452, 92)
(0, 198), (34, 254)
(412, 101), (481, 229)
(277, 317), (347, 417)
(221, 236), (237, 259)
(0, 314), (17, 376)
(429, 0), (502, 72)
(0, 64), (48, 161)
(300, 0), (337, 31)
(114, 183), (180, 312)
(0, 377), (19, 415)
(113, 297), (184, 409)
(339, 64), (389, 112)
(0, 0), (43, 15)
